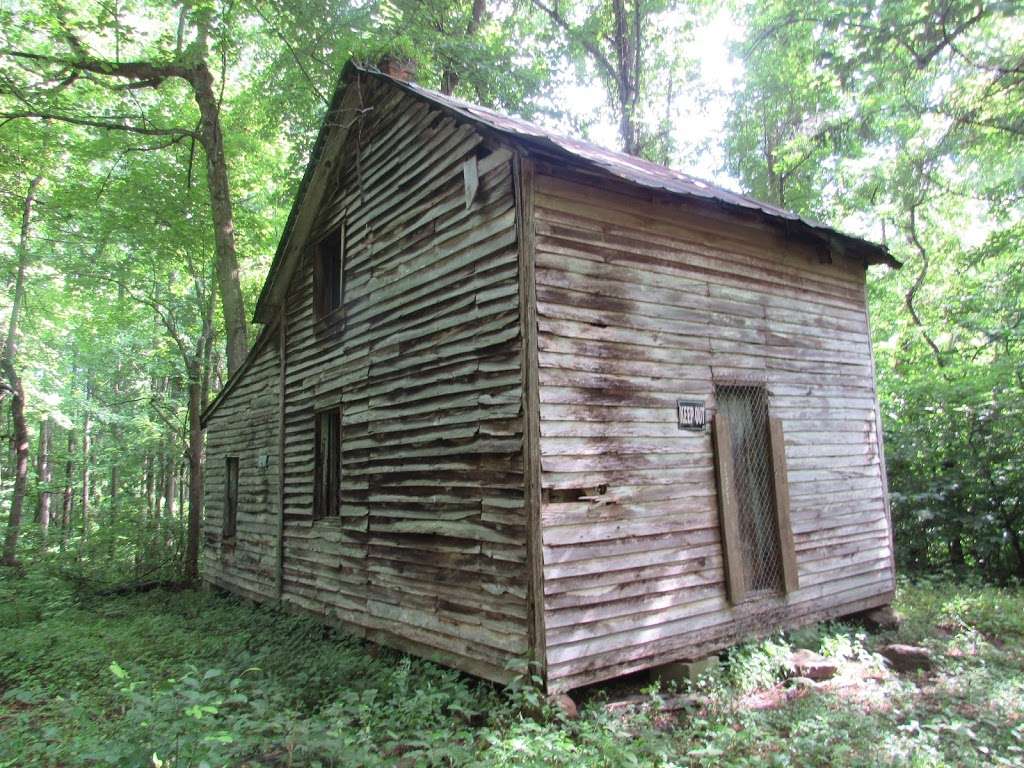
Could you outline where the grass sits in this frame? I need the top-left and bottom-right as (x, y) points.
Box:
(1, 565), (1022, 767)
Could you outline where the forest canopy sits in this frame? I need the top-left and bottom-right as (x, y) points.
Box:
(1, 0), (1022, 583)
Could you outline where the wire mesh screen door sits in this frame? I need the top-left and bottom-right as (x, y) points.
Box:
(716, 384), (784, 596)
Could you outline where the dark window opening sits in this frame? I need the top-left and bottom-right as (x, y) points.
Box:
(314, 409), (342, 519)
(223, 457), (239, 540)
(314, 227), (343, 320)
(716, 384), (783, 595)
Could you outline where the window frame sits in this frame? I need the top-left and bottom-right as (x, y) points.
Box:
(223, 456), (239, 541)
(711, 382), (799, 604)
(313, 224), (345, 324)
(313, 408), (342, 520)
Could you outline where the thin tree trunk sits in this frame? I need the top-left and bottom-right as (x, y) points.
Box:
(1007, 515), (1024, 581)
(61, 430), (75, 551)
(163, 449), (176, 520)
(110, 463), (119, 519)
(155, 443), (165, 520)
(145, 453), (155, 519)
(177, 462), (185, 521)
(81, 391), (91, 539)
(3, 176), (41, 359)
(184, 375), (203, 581)
(1, 174), (42, 566)
(36, 416), (52, 540)
(905, 206), (946, 369)
(1, 361), (29, 566)
(949, 535), (965, 570)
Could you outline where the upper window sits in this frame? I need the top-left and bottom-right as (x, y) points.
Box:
(223, 456), (239, 540)
(314, 408), (342, 519)
(314, 227), (344, 321)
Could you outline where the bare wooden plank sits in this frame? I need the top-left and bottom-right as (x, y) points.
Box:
(514, 152), (546, 678)
(712, 414), (745, 604)
(769, 417), (800, 594)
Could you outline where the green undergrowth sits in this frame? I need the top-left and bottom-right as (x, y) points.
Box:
(2, 566), (1022, 767)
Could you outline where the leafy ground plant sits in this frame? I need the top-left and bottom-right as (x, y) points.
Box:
(2, 566), (1022, 767)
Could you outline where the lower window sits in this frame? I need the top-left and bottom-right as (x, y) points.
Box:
(314, 408), (342, 519)
(223, 457), (239, 540)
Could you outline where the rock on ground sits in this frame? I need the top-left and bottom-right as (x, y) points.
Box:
(549, 693), (578, 719)
(861, 605), (902, 631)
(786, 676), (820, 690)
(789, 649), (839, 681)
(879, 643), (933, 672)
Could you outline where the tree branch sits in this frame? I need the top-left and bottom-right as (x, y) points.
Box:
(905, 205), (947, 368)
(1, 49), (193, 82)
(252, 1), (328, 105)
(0, 110), (197, 138)
(529, 0), (619, 84)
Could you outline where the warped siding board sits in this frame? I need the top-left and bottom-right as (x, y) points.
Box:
(203, 329), (281, 601)
(534, 170), (894, 693)
(275, 78), (528, 682)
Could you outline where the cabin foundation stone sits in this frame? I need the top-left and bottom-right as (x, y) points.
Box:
(850, 604), (902, 631)
(650, 656), (720, 686)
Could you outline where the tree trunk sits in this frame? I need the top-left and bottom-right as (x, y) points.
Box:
(155, 443), (165, 520)
(949, 534), (966, 570)
(1, 174), (42, 566)
(61, 430), (74, 550)
(3, 175), (41, 361)
(184, 375), (203, 581)
(610, 0), (639, 156)
(163, 449), (176, 520)
(145, 453), (155, 519)
(1007, 518), (1024, 581)
(178, 462), (185, 522)
(81, 397), (91, 538)
(110, 462), (120, 520)
(36, 416), (52, 540)
(1, 361), (29, 566)
(190, 63), (248, 376)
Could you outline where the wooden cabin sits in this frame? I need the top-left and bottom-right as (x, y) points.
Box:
(201, 59), (900, 694)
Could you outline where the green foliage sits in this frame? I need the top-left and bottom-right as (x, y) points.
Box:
(3, 563), (1023, 766)
(721, 634), (794, 693)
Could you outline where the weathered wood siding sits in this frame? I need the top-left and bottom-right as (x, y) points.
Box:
(533, 168), (894, 692)
(278, 78), (528, 682)
(203, 330), (281, 601)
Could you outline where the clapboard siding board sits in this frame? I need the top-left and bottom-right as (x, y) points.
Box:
(203, 64), (896, 696)
(533, 170), (894, 692)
